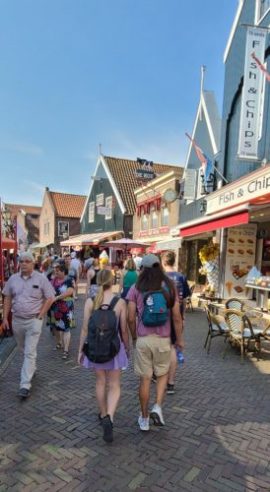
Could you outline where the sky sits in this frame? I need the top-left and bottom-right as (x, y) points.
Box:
(0, 0), (238, 206)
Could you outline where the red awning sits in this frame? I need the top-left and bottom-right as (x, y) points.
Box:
(2, 238), (16, 249)
(180, 211), (249, 238)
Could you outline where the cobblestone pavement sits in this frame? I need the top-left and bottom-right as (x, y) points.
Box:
(1, 285), (270, 491)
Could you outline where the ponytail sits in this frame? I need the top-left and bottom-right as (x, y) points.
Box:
(93, 269), (113, 310)
(93, 285), (104, 310)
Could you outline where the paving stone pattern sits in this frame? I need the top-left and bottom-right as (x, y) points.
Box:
(1, 288), (270, 491)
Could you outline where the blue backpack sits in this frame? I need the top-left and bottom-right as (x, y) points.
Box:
(142, 290), (169, 327)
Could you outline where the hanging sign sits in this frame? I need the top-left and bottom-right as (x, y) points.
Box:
(135, 169), (156, 180)
(238, 27), (266, 159)
(97, 206), (112, 215)
(183, 169), (197, 200)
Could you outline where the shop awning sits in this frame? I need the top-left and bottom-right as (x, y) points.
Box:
(60, 231), (123, 247)
(156, 237), (182, 250)
(180, 211), (249, 237)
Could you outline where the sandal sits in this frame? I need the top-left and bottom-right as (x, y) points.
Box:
(53, 343), (62, 351)
(62, 351), (68, 360)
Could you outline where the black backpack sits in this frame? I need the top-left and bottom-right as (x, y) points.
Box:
(83, 297), (120, 363)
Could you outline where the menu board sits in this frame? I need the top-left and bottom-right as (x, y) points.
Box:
(224, 224), (257, 299)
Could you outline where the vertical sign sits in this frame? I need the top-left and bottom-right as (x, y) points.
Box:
(183, 169), (197, 200)
(238, 27), (266, 159)
(224, 223), (257, 299)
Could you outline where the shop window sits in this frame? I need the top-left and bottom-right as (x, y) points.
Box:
(151, 210), (159, 229)
(58, 221), (69, 237)
(105, 196), (113, 220)
(88, 202), (95, 223)
(161, 206), (169, 226)
(141, 213), (148, 231)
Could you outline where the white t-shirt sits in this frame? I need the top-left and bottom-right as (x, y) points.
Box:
(70, 258), (81, 273)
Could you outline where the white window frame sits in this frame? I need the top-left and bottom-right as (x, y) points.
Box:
(256, 0), (270, 23)
(105, 196), (112, 220)
(58, 220), (69, 237)
(141, 213), (149, 231)
(88, 201), (95, 223)
(96, 193), (104, 206)
(151, 208), (159, 229)
(161, 206), (169, 226)
(44, 222), (50, 235)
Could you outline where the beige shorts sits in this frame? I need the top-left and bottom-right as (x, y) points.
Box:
(134, 335), (171, 378)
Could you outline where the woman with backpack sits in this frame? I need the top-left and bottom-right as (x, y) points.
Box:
(127, 254), (183, 431)
(78, 269), (129, 443)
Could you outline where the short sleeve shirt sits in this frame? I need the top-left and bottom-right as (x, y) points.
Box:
(166, 272), (191, 302)
(3, 271), (55, 319)
(126, 285), (171, 338)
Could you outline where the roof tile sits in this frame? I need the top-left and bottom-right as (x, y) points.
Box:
(49, 192), (86, 218)
(104, 156), (183, 214)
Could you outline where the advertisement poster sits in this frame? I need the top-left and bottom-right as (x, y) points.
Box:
(224, 224), (257, 299)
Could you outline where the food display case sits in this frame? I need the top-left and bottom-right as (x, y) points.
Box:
(245, 276), (270, 312)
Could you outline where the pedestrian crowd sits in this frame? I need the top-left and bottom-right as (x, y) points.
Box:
(2, 248), (191, 444)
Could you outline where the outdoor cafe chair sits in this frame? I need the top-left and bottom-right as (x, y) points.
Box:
(224, 309), (263, 362)
(225, 298), (245, 311)
(204, 305), (229, 354)
(186, 283), (195, 312)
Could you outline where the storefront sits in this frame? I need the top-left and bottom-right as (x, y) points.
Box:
(178, 165), (270, 298)
(60, 230), (123, 260)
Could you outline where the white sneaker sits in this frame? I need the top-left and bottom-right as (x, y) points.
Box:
(150, 404), (165, 426)
(138, 415), (150, 431)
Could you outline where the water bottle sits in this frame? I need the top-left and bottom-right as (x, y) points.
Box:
(177, 350), (185, 366)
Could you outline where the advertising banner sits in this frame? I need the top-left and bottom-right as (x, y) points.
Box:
(238, 27), (266, 159)
(224, 224), (257, 299)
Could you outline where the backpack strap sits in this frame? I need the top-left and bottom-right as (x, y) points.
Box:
(109, 296), (120, 310)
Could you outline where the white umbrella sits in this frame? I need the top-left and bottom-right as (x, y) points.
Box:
(103, 238), (149, 250)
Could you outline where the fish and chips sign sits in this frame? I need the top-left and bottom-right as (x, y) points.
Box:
(238, 27), (266, 159)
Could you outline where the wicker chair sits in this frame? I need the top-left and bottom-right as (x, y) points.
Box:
(204, 305), (229, 354)
(225, 298), (245, 311)
(224, 309), (263, 362)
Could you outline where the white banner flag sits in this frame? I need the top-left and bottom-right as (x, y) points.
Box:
(238, 27), (266, 159)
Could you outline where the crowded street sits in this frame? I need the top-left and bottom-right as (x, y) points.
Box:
(3, 1), (270, 490)
(1, 280), (270, 492)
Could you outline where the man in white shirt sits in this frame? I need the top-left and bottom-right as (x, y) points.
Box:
(70, 252), (82, 299)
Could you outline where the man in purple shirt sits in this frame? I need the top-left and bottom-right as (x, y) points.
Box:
(3, 251), (55, 399)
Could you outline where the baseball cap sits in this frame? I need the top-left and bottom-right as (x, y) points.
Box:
(141, 254), (160, 268)
(19, 251), (34, 262)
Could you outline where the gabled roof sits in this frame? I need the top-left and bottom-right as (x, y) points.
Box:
(48, 191), (86, 218)
(104, 156), (181, 215)
(223, 0), (244, 63)
(185, 90), (221, 170)
(6, 203), (41, 217)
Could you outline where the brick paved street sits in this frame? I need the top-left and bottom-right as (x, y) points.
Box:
(1, 285), (270, 491)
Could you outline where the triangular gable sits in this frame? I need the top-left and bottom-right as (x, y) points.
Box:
(223, 0), (245, 63)
(185, 90), (221, 171)
(80, 155), (126, 222)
